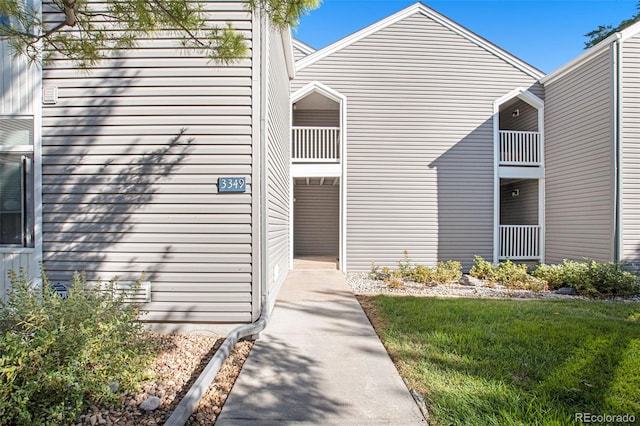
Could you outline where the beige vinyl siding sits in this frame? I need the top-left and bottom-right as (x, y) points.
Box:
(294, 182), (339, 256)
(293, 12), (541, 271)
(293, 110), (340, 127)
(544, 48), (614, 264)
(265, 27), (291, 307)
(499, 99), (538, 131)
(293, 45), (310, 61)
(292, 40), (315, 61)
(41, 1), (256, 324)
(621, 34), (640, 268)
(500, 179), (538, 225)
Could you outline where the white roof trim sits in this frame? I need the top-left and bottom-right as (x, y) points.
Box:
(541, 33), (621, 84)
(296, 2), (544, 80)
(542, 19), (640, 85)
(495, 87), (544, 109)
(282, 28), (296, 79)
(292, 38), (316, 56)
(292, 81), (346, 104)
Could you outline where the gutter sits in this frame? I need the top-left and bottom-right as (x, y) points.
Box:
(163, 311), (268, 426)
(613, 35), (623, 263)
(165, 12), (273, 426)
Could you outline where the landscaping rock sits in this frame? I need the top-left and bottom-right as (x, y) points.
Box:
(139, 396), (161, 411)
(108, 382), (119, 393)
(79, 335), (253, 426)
(376, 272), (392, 281)
(346, 272), (587, 300)
(555, 287), (577, 296)
(459, 275), (483, 286)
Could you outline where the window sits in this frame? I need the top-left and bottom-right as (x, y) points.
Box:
(0, 118), (34, 247)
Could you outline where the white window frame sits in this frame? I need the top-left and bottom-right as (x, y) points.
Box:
(0, 115), (35, 249)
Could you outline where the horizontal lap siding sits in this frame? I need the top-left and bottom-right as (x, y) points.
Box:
(294, 184), (339, 256)
(41, 1), (255, 324)
(500, 179), (538, 225)
(544, 48), (614, 264)
(293, 44), (311, 61)
(294, 12), (541, 271)
(265, 28), (291, 308)
(622, 35), (640, 268)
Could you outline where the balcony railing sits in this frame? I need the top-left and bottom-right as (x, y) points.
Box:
(292, 126), (340, 162)
(499, 225), (540, 260)
(499, 130), (541, 166)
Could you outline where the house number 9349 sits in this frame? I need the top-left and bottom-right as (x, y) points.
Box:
(218, 177), (246, 193)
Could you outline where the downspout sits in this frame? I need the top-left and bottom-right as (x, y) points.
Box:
(164, 13), (271, 426)
(613, 35), (622, 263)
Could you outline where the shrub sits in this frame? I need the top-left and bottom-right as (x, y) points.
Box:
(408, 264), (433, 284)
(433, 260), (463, 284)
(494, 260), (531, 288)
(533, 259), (640, 297)
(397, 250), (413, 280)
(0, 269), (154, 425)
(469, 256), (496, 281)
(387, 277), (405, 289)
(471, 257), (547, 291)
(587, 261), (639, 296)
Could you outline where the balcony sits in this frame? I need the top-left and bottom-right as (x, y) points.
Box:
(292, 127), (340, 163)
(499, 130), (541, 166)
(499, 224), (540, 260)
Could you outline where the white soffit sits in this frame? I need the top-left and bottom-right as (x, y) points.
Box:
(296, 2), (544, 80)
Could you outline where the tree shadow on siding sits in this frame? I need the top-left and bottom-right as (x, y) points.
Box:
(42, 64), (194, 287)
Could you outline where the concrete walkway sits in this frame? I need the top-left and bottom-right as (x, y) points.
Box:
(216, 268), (426, 425)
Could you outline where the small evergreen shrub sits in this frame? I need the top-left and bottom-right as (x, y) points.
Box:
(0, 269), (154, 425)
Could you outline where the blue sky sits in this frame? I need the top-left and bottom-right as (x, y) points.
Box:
(293, 0), (638, 73)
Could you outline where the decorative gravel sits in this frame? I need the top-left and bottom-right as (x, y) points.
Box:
(348, 272), (605, 300)
(77, 334), (253, 426)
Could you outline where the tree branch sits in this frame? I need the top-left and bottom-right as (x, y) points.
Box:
(150, 0), (206, 47)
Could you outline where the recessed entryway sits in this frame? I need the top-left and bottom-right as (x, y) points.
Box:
(293, 177), (339, 266)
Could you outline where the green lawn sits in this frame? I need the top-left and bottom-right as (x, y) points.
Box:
(358, 296), (640, 426)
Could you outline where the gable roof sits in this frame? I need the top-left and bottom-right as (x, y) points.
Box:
(541, 19), (640, 85)
(292, 38), (316, 57)
(296, 2), (544, 80)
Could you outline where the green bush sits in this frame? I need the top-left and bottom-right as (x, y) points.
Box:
(470, 257), (547, 291)
(408, 264), (433, 284)
(469, 256), (496, 281)
(588, 261), (639, 296)
(0, 269), (154, 425)
(494, 260), (530, 287)
(533, 259), (640, 297)
(397, 250), (413, 280)
(433, 260), (463, 284)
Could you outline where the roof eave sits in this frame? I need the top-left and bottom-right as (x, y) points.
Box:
(542, 20), (640, 85)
